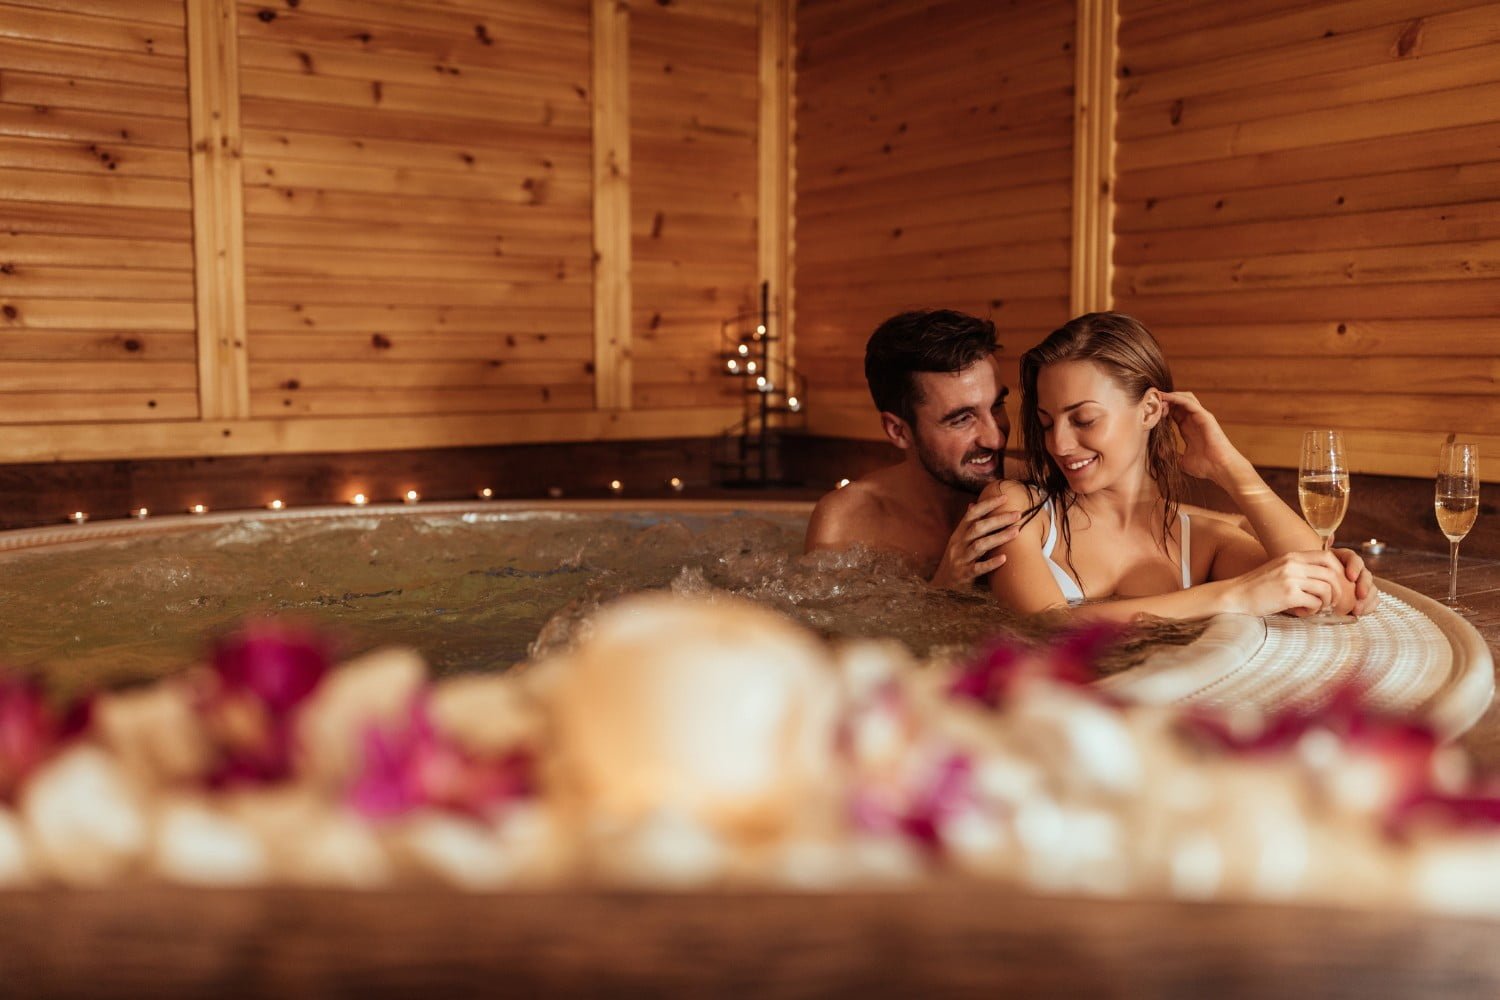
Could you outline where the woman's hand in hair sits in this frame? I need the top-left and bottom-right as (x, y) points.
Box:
(1159, 390), (1249, 483)
(931, 488), (1023, 589)
(1222, 550), (1354, 618)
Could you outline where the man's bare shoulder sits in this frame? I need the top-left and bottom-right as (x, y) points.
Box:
(804, 478), (893, 553)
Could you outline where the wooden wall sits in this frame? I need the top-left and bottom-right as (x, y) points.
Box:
(793, 0), (1078, 437)
(0, 1), (200, 425)
(629, 0), (761, 410)
(1111, 0), (1500, 479)
(237, 0), (597, 421)
(0, 0), (771, 465)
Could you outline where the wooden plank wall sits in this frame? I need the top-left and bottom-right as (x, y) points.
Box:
(793, 0), (1078, 438)
(1112, 0), (1500, 478)
(0, 1), (200, 426)
(0, 0), (770, 465)
(236, 0), (598, 421)
(628, 0), (761, 410)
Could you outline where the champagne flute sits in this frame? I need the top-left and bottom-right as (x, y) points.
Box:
(1435, 440), (1480, 617)
(1299, 430), (1353, 622)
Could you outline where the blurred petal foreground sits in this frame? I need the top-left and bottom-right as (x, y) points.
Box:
(4, 592), (1500, 915)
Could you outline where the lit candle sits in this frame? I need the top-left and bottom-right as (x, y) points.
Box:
(478, 487), (494, 500)
(609, 479), (624, 494)
(68, 511), (88, 524)
(786, 396), (801, 412)
(727, 359), (740, 373)
(267, 499), (285, 511)
(133, 507), (150, 519)
(737, 344), (749, 356)
(351, 493), (368, 506)
(745, 361), (758, 374)
(404, 490), (420, 504)
(755, 324), (767, 336)
(189, 504), (207, 515)
(668, 476), (684, 492)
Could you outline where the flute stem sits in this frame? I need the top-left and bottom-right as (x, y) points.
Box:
(1449, 539), (1461, 604)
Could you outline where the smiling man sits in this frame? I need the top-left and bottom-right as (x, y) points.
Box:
(804, 310), (1024, 588)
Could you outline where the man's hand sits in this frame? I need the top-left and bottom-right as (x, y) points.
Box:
(930, 494), (1023, 589)
(1331, 547), (1380, 616)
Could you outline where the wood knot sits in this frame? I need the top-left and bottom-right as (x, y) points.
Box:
(257, 8), (276, 22)
(1395, 18), (1423, 58)
(371, 333), (392, 349)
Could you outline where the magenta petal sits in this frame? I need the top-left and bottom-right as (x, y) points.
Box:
(213, 623), (331, 714)
(0, 674), (84, 802)
(347, 694), (538, 821)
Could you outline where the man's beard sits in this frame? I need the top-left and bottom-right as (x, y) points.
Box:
(913, 432), (999, 495)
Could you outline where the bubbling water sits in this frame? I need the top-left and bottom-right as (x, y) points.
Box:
(0, 511), (1201, 694)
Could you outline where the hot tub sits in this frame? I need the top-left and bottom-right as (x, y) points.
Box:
(2, 501), (1500, 997)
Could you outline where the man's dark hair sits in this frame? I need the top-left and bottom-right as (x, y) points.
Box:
(864, 309), (999, 423)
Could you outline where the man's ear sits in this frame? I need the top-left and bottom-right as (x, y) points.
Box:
(880, 411), (913, 450)
(1142, 388), (1165, 429)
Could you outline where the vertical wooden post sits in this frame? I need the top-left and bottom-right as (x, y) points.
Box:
(758, 0), (795, 386)
(1070, 0), (1118, 315)
(186, 0), (250, 421)
(592, 0), (633, 411)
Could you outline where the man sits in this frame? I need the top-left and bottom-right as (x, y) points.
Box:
(804, 310), (1022, 588)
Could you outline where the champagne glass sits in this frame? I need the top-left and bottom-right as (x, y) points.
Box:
(1435, 440), (1480, 616)
(1299, 430), (1353, 622)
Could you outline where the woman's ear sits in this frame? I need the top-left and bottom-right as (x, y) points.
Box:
(1141, 388), (1165, 429)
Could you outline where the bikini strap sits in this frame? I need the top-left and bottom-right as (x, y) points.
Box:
(1178, 510), (1192, 590)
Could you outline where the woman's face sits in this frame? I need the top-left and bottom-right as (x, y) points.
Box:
(1034, 360), (1153, 494)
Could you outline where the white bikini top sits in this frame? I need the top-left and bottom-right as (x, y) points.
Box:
(1038, 498), (1191, 605)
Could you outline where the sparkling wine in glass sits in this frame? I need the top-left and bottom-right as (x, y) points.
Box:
(1435, 440), (1480, 616)
(1299, 430), (1353, 622)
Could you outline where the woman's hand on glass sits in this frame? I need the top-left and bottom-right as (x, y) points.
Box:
(1160, 390), (1246, 483)
(1222, 550), (1354, 618)
(1329, 547), (1380, 616)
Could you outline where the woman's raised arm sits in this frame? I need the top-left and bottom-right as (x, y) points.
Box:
(1161, 390), (1321, 571)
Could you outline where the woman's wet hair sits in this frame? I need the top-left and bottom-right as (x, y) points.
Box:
(864, 310), (998, 423)
(1019, 312), (1185, 589)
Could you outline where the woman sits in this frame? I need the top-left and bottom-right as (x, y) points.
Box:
(984, 312), (1376, 621)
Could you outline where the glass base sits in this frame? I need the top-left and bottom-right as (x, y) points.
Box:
(1441, 598), (1478, 618)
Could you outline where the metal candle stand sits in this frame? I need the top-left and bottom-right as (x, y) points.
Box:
(715, 281), (805, 487)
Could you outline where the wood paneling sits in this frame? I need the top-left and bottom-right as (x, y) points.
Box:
(629, 0), (760, 411)
(794, 0), (1077, 438)
(1113, 0), (1500, 478)
(0, 1), (197, 429)
(236, 0), (597, 422)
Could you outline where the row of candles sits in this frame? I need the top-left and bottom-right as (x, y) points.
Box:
(63, 475), (858, 524)
(66, 478), (697, 524)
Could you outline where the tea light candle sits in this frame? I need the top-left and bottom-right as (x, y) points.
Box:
(267, 499), (284, 511)
(1361, 538), (1387, 556)
(609, 479), (624, 494)
(350, 494), (368, 507)
(478, 487), (494, 500)
(188, 504), (207, 515)
(68, 511), (88, 524)
(403, 490), (420, 504)
(132, 507), (150, 519)
(668, 476), (684, 492)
